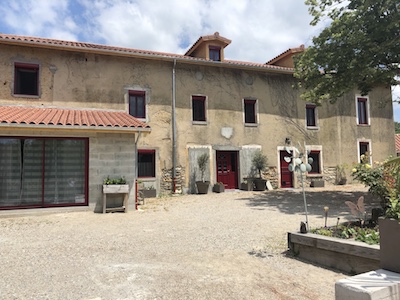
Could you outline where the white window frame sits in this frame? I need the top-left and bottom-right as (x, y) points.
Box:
(357, 139), (372, 164)
(355, 95), (370, 125)
(305, 145), (323, 176)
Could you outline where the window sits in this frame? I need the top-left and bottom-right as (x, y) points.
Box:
(358, 141), (371, 163)
(209, 46), (221, 61)
(0, 138), (88, 209)
(308, 151), (321, 174)
(306, 104), (317, 127)
(244, 99), (257, 124)
(129, 91), (146, 118)
(14, 63), (39, 96)
(138, 149), (155, 178)
(192, 96), (206, 122)
(356, 96), (369, 125)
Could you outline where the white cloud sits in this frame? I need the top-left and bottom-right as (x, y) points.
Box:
(0, 0), (397, 119)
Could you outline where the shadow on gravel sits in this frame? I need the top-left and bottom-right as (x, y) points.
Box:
(236, 189), (381, 220)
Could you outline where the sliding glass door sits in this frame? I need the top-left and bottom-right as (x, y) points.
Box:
(0, 137), (88, 209)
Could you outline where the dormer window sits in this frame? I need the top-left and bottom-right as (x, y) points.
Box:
(209, 46), (221, 61)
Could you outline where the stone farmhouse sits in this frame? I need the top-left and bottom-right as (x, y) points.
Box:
(0, 32), (395, 211)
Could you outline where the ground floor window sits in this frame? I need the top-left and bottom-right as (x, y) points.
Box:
(0, 137), (88, 209)
(308, 150), (321, 174)
(138, 149), (155, 178)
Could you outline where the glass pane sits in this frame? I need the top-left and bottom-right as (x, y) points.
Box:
(44, 139), (86, 204)
(20, 139), (43, 205)
(0, 138), (42, 207)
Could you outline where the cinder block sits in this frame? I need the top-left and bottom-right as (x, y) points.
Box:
(335, 269), (400, 300)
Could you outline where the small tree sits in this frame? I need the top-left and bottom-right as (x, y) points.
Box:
(197, 153), (209, 182)
(252, 150), (268, 178)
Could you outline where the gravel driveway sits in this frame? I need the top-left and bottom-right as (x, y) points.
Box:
(0, 185), (376, 300)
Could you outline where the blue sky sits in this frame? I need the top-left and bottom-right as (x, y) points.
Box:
(0, 0), (398, 120)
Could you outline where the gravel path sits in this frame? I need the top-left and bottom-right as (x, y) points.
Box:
(0, 185), (376, 300)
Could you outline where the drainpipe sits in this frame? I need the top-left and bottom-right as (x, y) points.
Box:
(134, 132), (141, 210)
(172, 59), (177, 193)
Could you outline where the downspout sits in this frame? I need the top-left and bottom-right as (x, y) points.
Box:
(134, 131), (141, 210)
(172, 59), (177, 193)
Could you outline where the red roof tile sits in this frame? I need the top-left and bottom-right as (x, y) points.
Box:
(0, 33), (293, 73)
(0, 106), (150, 131)
(395, 134), (400, 153)
(266, 45), (305, 65)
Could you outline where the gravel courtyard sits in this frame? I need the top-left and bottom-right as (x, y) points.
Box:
(0, 185), (376, 300)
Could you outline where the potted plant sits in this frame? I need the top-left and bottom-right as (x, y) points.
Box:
(212, 182), (225, 193)
(139, 185), (157, 198)
(378, 157), (400, 273)
(102, 176), (129, 213)
(196, 153), (210, 194)
(336, 163), (347, 185)
(103, 176), (129, 193)
(240, 178), (254, 191)
(352, 157), (400, 273)
(252, 150), (268, 191)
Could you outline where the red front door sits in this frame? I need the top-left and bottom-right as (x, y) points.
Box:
(216, 151), (238, 189)
(280, 150), (293, 188)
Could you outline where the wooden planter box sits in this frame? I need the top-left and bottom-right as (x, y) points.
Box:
(310, 179), (324, 187)
(102, 184), (129, 213)
(139, 189), (157, 198)
(288, 232), (380, 274)
(379, 218), (400, 273)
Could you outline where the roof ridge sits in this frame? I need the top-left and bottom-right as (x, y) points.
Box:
(0, 33), (294, 73)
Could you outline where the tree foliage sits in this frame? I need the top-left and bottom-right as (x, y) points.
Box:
(395, 121), (400, 133)
(294, 0), (400, 104)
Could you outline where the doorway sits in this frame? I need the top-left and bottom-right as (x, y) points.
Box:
(279, 150), (293, 188)
(216, 151), (238, 189)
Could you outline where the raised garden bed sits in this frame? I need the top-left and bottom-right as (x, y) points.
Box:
(287, 232), (380, 274)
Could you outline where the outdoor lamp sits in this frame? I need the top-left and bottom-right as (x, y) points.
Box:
(324, 206), (329, 228)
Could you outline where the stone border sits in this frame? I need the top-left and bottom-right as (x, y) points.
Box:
(288, 232), (380, 274)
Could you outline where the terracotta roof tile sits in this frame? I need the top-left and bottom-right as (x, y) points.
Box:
(266, 45), (305, 65)
(0, 33), (293, 73)
(395, 134), (400, 153)
(0, 106), (150, 131)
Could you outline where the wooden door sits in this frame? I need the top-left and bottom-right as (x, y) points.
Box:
(280, 150), (293, 188)
(216, 151), (238, 189)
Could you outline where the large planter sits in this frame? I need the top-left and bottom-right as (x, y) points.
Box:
(253, 179), (266, 191)
(196, 181), (210, 194)
(379, 218), (400, 273)
(139, 189), (157, 198)
(102, 184), (129, 213)
(212, 183), (225, 193)
(103, 184), (129, 194)
(240, 179), (254, 191)
(288, 232), (380, 274)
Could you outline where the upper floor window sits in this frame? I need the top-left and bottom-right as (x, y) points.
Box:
(306, 104), (317, 128)
(244, 99), (257, 125)
(129, 91), (146, 118)
(209, 46), (221, 62)
(356, 96), (369, 125)
(14, 63), (39, 96)
(138, 149), (155, 178)
(192, 95), (206, 122)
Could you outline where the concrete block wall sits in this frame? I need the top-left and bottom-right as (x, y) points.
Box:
(89, 132), (137, 212)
